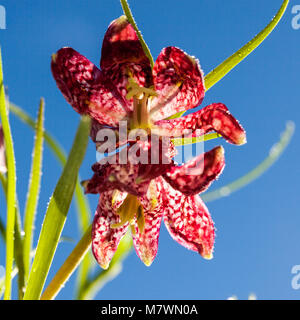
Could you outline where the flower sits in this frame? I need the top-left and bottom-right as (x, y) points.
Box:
(51, 15), (246, 268)
(85, 144), (225, 267)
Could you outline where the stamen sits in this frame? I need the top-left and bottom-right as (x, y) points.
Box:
(111, 194), (145, 234)
(126, 77), (157, 129)
(136, 205), (145, 234)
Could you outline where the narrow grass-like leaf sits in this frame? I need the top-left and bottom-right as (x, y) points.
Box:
(120, 0), (154, 68)
(169, 0), (289, 120)
(23, 115), (91, 300)
(9, 104), (91, 230)
(9, 102), (93, 297)
(0, 171), (25, 298)
(0, 48), (17, 300)
(41, 225), (92, 300)
(202, 122), (295, 202)
(23, 99), (44, 283)
(0, 266), (18, 299)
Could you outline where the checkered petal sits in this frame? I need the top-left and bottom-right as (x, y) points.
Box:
(132, 179), (164, 266)
(100, 16), (153, 105)
(163, 146), (225, 196)
(155, 103), (246, 145)
(51, 47), (128, 127)
(162, 180), (215, 259)
(150, 46), (205, 121)
(92, 190), (128, 269)
(83, 139), (174, 196)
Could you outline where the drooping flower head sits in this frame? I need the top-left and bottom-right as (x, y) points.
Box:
(51, 16), (246, 268)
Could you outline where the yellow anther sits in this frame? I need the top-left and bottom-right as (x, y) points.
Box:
(136, 205), (145, 234)
(111, 194), (145, 234)
(126, 78), (157, 100)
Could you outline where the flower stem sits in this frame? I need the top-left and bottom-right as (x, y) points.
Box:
(120, 0), (154, 68)
(41, 225), (92, 300)
(0, 48), (17, 300)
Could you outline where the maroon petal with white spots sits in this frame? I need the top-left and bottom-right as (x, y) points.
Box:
(92, 190), (128, 269)
(132, 179), (164, 266)
(84, 142), (174, 197)
(100, 16), (153, 105)
(51, 47), (129, 126)
(162, 180), (215, 259)
(155, 103), (246, 145)
(163, 146), (225, 196)
(84, 160), (151, 197)
(150, 46), (205, 121)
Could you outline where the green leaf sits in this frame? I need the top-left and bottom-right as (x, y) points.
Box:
(9, 102), (93, 298)
(9, 103), (92, 233)
(0, 48), (17, 300)
(120, 0), (154, 68)
(169, 0), (289, 120)
(40, 225), (92, 300)
(202, 122), (295, 202)
(23, 99), (45, 283)
(9, 102), (93, 299)
(0, 171), (25, 299)
(23, 115), (91, 300)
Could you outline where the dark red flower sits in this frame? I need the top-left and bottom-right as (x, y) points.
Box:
(51, 16), (246, 268)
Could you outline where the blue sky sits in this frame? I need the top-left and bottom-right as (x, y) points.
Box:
(0, 0), (300, 300)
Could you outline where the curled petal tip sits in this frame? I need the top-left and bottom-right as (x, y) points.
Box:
(237, 132), (247, 146)
(215, 145), (225, 157)
(100, 262), (110, 270)
(143, 258), (154, 267)
(202, 253), (213, 260)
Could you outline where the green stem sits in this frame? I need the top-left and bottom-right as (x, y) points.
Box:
(0, 48), (17, 300)
(120, 0), (154, 68)
(23, 99), (44, 283)
(40, 225), (92, 300)
(23, 116), (91, 300)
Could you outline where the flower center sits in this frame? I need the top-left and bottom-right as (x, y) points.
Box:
(111, 193), (145, 234)
(126, 78), (157, 130)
